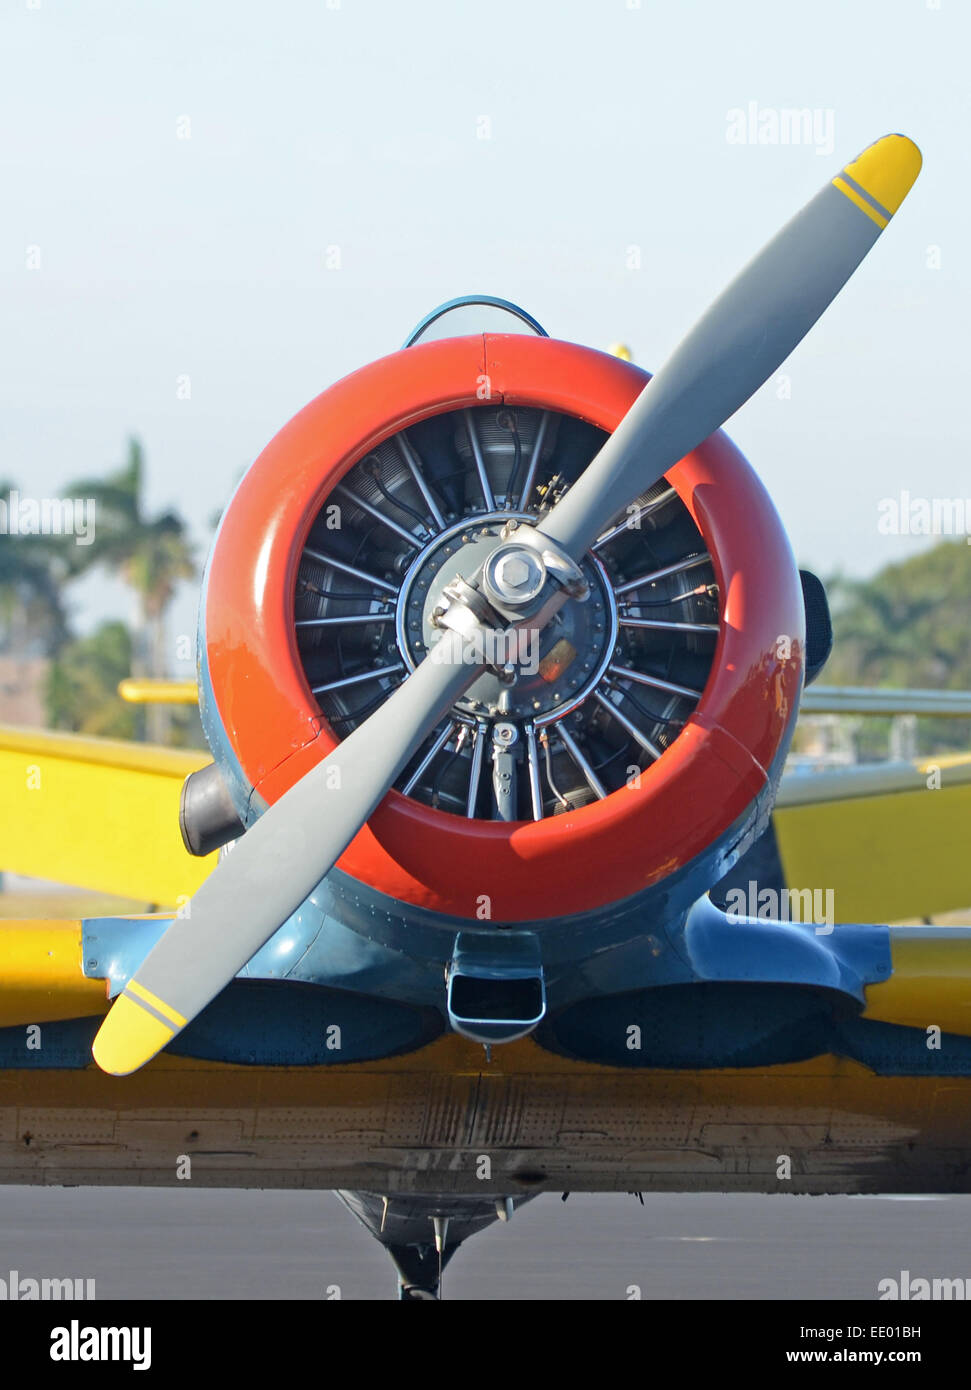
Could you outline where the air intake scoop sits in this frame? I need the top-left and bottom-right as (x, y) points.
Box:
(447, 931), (546, 1044)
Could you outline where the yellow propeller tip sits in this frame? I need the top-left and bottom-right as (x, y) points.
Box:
(608, 342), (633, 361)
(92, 993), (175, 1075)
(840, 133), (922, 220)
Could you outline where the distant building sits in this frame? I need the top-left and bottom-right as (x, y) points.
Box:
(789, 714), (860, 770)
(0, 655), (48, 726)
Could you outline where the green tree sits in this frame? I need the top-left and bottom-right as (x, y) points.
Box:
(45, 621), (137, 738)
(64, 439), (196, 744)
(824, 539), (971, 756)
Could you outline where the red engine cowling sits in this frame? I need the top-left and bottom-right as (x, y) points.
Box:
(198, 333), (805, 922)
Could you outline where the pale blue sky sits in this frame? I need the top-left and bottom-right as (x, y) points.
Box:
(2, 0), (968, 671)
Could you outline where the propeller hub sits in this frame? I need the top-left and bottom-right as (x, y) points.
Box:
(483, 546), (547, 605)
(396, 512), (616, 724)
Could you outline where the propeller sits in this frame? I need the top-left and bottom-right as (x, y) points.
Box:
(540, 134), (922, 558)
(93, 133), (921, 1075)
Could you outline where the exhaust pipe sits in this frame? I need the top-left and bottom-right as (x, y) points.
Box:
(179, 762), (244, 857)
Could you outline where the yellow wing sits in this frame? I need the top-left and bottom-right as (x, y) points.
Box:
(0, 724), (217, 907)
(775, 754), (971, 922)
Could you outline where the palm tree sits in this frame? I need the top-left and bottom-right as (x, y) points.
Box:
(65, 439), (196, 744)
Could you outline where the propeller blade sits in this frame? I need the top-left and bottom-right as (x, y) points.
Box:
(92, 634), (481, 1075)
(539, 134), (921, 560)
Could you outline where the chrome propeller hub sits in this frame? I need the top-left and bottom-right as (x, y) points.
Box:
(395, 512), (616, 725)
(483, 544), (546, 605)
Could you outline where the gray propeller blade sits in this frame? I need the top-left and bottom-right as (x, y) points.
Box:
(92, 634), (480, 1074)
(539, 134), (921, 560)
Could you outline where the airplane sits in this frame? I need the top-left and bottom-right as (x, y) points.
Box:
(6, 131), (970, 1301)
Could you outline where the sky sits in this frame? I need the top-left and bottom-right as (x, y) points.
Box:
(2, 0), (968, 674)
